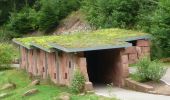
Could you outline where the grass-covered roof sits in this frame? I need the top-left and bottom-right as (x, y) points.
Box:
(13, 28), (149, 52)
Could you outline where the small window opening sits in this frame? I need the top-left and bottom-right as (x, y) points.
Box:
(65, 73), (67, 79)
(42, 67), (45, 72)
(69, 61), (71, 68)
(36, 68), (38, 74)
(58, 52), (63, 57)
(54, 73), (56, 79)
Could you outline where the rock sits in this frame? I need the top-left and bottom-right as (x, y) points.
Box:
(0, 93), (9, 98)
(54, 92), (70, 100)
(84, 82), (93, 91)
(23, 89), (39, 96)
(1, 83), (16, 90)
(29, 79), (40, 86)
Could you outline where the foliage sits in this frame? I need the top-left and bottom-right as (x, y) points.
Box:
(6, 7), (38, 35)
(150, 0), (170, 58)
(0, 43), (17, 69)
(135, 57), (167, 82)
(5, 0), (82, 34)
(82, 0), (158, 29)
(15, 28), (147, 50)
(0, 0), (36, 25)
(0, 69), (116, 100)
(70, 69), (85, 93)
(0, 27), (20, 42)
(37, 0), (82, 32)
(136, 57), (151, 81)
(147, 60), (166, 81)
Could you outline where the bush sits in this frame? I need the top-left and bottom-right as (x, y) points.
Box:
(82, 0), (157, 29)
(70, 69), (85, 93)
(150, 0), (170, 58)
(147, 60), (166, 81)
(136, 57), (151, 81)
(0, 43), (17, 69)
(136, 57), (167, 82)
(6, 7), (38, 35)
(37, 0), (82, 32)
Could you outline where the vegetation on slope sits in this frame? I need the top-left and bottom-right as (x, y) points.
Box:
(0, 69), (117, 100)
(14, 28), (148, 50)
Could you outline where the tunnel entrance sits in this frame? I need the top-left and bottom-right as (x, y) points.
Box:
(84, 49), (121, 85)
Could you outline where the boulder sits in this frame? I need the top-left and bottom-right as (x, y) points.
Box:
(84, 82), (93, 91)
(28, 79), (40, 86)
(23, 89), (39, 96)
(1, 83), (16, 90)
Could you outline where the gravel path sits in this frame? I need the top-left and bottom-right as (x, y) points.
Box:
(95, 85), (170, 100)
(161, 68), (170, 85)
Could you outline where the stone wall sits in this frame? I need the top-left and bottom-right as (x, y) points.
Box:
(125, 39), (150, 64)
(19, 39), (150, 88)
(20, 48), (89, 86)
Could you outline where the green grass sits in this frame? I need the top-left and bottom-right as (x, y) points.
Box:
(14, 28), (148, 50)
(0, 69), (117, 100)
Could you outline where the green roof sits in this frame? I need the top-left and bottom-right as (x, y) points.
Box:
(13, 28), (150, 52)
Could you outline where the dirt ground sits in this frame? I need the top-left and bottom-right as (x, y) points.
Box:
(145, 81), (170, 96)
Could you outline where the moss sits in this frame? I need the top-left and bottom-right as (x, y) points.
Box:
(14, 28), (148, 50)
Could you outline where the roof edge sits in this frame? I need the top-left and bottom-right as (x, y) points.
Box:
(12, 39), (32, 49)
(30, 42), (54, 53)
(125, 35), (151, 42)
(49, 43), (132, 53)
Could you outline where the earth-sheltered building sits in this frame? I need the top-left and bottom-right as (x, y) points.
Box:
(13, 28), (150, 91)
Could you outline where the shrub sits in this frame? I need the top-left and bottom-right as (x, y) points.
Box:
(150, 0), (170, 58)
(6, 7), (38, 35)
(147, 60), (166, 81)
(70, 69), (85, 93)
(37, 0), (82, 32)
(0, 26), (21, 42)
(0, 43), (17, 69)
(82, 0), (157, 29)
(136, 57), (167, 82)
(136, 57), (151, 81)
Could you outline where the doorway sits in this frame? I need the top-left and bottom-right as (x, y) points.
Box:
(84, 49), (121, 85)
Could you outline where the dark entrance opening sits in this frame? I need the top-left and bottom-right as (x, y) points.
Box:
(84, 49), (121, 85)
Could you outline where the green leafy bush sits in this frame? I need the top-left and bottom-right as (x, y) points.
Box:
(82, 0), (157, 29)
(0, 43), (17, 69)
(136, 57), (167, 82)
(136, 57), (151, 81)
(70, 69), (85, 93)
(147, 60), (166, 81)
(6, 7), (38, 35)
(150, 0), (170, 58)
(37, 0), (82, 32)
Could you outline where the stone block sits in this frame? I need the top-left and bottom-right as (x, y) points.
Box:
(125, 78), (154, 92)
(84, 82), (93, 91)
(78, 57), (89, 81)
(136, 47), (142, 55)
(122, 64), (129, 78)
(125, 47), (137, 54)
(137, 40), (150, 47)
(128, 54), (138, 64)
(121, 55), (129, 64)
(141, 47), (150, 53)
